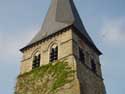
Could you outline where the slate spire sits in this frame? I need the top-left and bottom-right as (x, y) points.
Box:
(21, 0), (101, 54)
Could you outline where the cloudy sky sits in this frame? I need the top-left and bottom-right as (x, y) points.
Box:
(0, 0), (125, 94)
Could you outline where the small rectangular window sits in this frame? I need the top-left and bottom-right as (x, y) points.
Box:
(32, 55), (40, 69)
(79, 47), (85, 63)
(91, 59), (96, 73)
(49, 46), (58, 62)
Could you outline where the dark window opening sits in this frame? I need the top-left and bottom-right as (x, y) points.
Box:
(91, 59), (96, 73)
(79, 47), (85, 63)
(50, 46), (58, 62)
(32, 54), (41, 69)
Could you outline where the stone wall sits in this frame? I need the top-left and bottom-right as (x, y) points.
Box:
(72, 30), (106, 94)
(19, 27), (106, 94)
(72, 31), (103, 77)
(20, 28), (73, 74)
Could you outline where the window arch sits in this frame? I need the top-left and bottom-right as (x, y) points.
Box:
(32, 51), (41, 69)
(49, 44), (58, 62)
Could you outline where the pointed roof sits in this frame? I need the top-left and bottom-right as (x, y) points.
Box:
(21, 0), (102, 55)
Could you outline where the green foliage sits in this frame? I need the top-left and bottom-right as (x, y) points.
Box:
(15, 60), (75, 94)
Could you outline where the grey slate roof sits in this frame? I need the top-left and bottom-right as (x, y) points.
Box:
(21, 0), (101, 54)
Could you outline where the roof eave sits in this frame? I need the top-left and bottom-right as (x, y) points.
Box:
(20, 25), (73, 53)
(72, 26), (102, 56)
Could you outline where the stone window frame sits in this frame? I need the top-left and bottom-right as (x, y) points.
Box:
(49, 43), (58, 62)
(32, 49), (41, 69)
(47, 40), (59, 62)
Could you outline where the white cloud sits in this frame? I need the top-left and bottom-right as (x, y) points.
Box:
(100, 18), (125, 45)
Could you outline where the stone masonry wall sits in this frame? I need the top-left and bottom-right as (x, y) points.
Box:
(72, 30), (106, 94)
(20, 29), (73, 74)
(19, 28), (106, 94)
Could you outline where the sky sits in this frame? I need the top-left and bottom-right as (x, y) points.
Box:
(0, 0), (125, 94)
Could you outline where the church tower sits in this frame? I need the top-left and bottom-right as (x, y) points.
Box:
(19, 0), (106, 94)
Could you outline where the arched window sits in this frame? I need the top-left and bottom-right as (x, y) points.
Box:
(91, 59), (96, 73)
(32, 52), (41, 69)
(49, 44), (58, 62)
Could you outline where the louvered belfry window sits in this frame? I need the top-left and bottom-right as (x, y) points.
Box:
(32, 52), (41, 69)
(91, 59), (96, 73)
(50, 45), (58, 62)
(79, 47), (85, 63)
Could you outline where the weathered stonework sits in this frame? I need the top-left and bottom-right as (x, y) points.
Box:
(21, 29), (73, 74)
(19, 28), (106, 94)
(17, 0), (106, 93)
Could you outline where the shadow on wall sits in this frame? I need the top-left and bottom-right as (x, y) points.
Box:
(75, 57), (106, 94)
(76, 59), (87, 94)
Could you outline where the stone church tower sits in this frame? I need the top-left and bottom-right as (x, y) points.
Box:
(19, 0), (106, 94)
